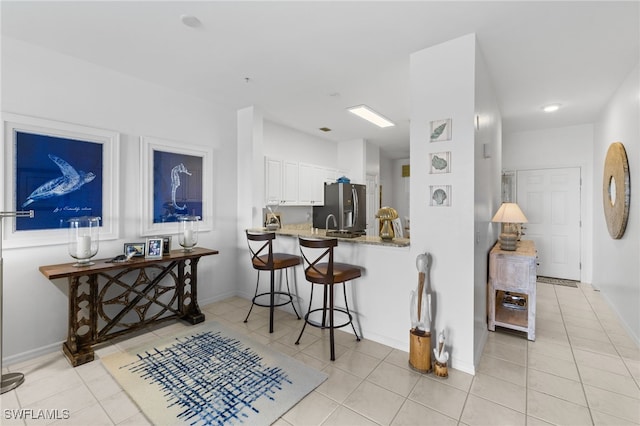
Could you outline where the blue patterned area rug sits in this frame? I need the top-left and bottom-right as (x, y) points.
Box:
(101, 321), (327, 426)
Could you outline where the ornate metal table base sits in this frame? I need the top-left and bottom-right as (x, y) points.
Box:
(40, 248), (218, 366)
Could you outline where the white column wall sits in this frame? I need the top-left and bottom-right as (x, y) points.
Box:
(1, 38), (238, 362)
(593, 64), (640, 343)
(410, 34), (479, 373)
(473, 41), (503, 365)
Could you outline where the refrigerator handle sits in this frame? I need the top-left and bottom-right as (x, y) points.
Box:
(352, 187), (359, 226)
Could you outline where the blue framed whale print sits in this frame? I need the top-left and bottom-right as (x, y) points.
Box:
(3, 114), (120, 248)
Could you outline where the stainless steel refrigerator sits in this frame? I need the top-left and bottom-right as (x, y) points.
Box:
(313, 182), (366, 235)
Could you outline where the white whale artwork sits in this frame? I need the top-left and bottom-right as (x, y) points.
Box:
(171, 163), (192, 210)
(22, 154), (96, 207)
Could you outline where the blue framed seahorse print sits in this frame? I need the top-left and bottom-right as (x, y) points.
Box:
(140, 136), (212, 237)
(152, 150), (203, 223)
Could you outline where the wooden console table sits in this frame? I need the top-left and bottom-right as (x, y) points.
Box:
(40, 247), (218, 366)
(488, 240), (537, 340)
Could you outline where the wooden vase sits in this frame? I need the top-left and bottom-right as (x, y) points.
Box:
(434, 360), (448, 378)
(408, 329), (432, 373)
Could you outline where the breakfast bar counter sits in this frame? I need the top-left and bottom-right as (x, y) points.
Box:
(252, 224), (410, 247)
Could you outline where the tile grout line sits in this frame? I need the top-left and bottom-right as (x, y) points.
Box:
(556, 282), (595, 426)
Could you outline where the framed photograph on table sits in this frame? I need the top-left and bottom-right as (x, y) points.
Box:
(140, 136), (213, 237)
(2, 113), (120, 248)
(124, 242), (145, 257)
(145, 237), (163, 259)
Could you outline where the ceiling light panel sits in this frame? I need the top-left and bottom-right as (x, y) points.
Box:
(347, 105), (395, 128)
(542, 103), (561, 113)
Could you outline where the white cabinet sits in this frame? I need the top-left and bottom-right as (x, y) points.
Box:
(282, 161), (299, 205)
(299, 163), (325, 205)
(266, 158), (337, 206)
(265, 157), (283, 204)
(488, 240), (537, 341)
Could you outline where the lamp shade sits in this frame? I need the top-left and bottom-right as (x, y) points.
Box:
(491, 203), (528, 224)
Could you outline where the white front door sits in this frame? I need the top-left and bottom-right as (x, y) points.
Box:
(366, 174), (378, 236)
(517, 168), (581, 280)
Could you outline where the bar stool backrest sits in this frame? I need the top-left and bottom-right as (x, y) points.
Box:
(246, 230), (276, 270)
(298, 237), (338, 284)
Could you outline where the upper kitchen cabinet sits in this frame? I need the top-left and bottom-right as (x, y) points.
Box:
(265, 158), (299, 205)
(282, 161), (300, 204)
(299, 163), (334, 205)
(265, 157), (340, 206)
(265, 157), (283, 204)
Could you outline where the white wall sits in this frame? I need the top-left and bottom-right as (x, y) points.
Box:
(411, 34), (493, 373)
(338, 139), (366, 184)
(263, 120), (337, 167)
(473, 41), (503, 366)
(1, 38), (239, 362)
(389, 158), (410, 229)
(503, 124), (594, 283)
(593, 64), (639, 343)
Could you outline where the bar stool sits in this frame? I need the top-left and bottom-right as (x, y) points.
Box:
(244, 230), (301, 333)
(295, 237), (361, 360)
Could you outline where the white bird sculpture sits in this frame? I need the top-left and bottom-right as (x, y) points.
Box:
(410, 252), (431, 333)
(433, 330), (449, 364)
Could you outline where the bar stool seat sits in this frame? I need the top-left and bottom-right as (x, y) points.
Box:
(295, 237), (361, 360)
(303, 263), (362, 284)
(251, 253), (301, 270)
(244, 230), (301, 333)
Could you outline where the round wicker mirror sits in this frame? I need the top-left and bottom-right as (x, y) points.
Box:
(602, 142), (630, 239)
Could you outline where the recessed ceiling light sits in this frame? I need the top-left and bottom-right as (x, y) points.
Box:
(542, 104), (561, 113)
(347, 105), (395, 128)
(181, 14), (201, 28)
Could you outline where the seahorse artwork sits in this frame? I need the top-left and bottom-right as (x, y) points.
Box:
(171, 163), (192, 210)
(22, 154), (95, 207)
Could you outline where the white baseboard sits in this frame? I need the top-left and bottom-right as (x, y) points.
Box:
(3, 341), (62, 367)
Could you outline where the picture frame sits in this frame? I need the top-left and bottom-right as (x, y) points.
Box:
(124, 242), (146, 257)
(430, 185), (452, 207)
(429, 118), (452, 142)
(2, 113), (120, 248)
(156, 235), (172, 255)
(264, 212), (281, 229)
(145, 237), (163, 259)
(429, 152), (451, 174)
(140, 136), (213, 237)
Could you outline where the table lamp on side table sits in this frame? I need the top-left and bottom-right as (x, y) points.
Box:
(491, 202), (528, 251)
(1, 210), (34, 394)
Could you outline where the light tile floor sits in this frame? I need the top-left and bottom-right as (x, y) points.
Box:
(2, 282), (639, 425)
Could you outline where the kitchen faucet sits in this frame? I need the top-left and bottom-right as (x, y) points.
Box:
(326, 214), (337, 230)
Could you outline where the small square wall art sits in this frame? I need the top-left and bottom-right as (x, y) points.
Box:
(430, 185), (452, 207)
(429, 118), (452, 142)
(429, 152), (451, 174)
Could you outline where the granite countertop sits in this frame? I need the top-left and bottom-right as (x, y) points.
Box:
(250, 224), (410, 248)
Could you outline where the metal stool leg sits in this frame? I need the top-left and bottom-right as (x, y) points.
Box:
(295, 284), (315, 345)
(284, 268), (301, 319)
(329, 284), (335, 361)
(343, 281), (360, 341)
(244, 271), (261, 323)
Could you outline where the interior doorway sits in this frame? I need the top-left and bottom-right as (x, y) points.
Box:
(517, 168), (581, 281)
